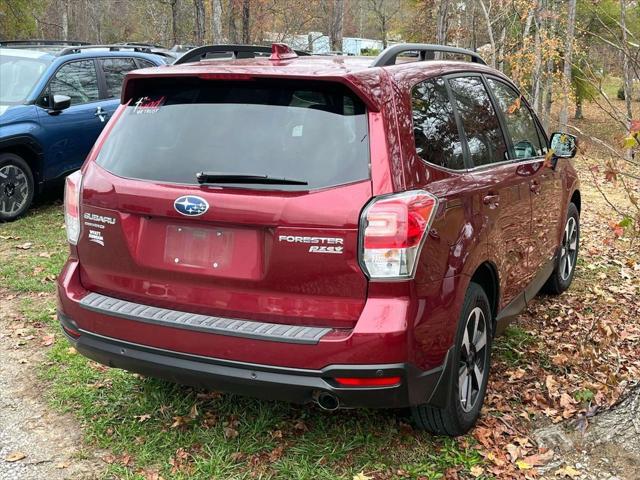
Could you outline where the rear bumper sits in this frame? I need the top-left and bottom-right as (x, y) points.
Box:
(59, 310), (449, 408)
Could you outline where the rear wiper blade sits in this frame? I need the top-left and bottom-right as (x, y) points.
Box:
(196, 172), (308, 185)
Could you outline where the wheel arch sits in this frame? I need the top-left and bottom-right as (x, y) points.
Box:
(469, 261), (500, 322)
(0, 137), (44, 185)
(570, 189), (581, 214)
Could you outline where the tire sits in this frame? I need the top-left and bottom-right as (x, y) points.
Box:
(542, 202), (580, 295)
(0, 153), (34, 222)
(411, 282), (492, 436)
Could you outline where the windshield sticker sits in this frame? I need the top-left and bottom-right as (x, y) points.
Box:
(133, 96), (166, 114)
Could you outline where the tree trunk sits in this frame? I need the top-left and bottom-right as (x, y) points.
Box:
(620, 0), (633, 159)
(211, 0), (222, 42)
(477, 0), (495, 67)
(532, 1), (543, 112)
(228, 0), (237, 43)
(381, 16), (387, 48)
(559, 0), (577, 131)
(194, 0), (205, 45)
(574, 98), (583, 119)
(497, 25), (506, 70)
(61, 0), (69, 40)
(435, 0), (450, 46)
(241, 0), (250, 44)
(170, 0), (179, 46)
(329, 0), (344, 52)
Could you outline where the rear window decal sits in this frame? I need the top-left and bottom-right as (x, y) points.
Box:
(133, 96), (166, 114)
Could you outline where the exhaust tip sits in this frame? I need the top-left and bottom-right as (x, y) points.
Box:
(315, 391), (340, 411)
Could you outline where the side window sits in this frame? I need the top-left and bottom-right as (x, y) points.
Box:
(135, 59), (156, 69)
(49, 60), (99, 105)
(101, 58), (139, 98)
(448, 76), (508, 167)
(411, 77), (465, 170)
(487, 78), (544, 159)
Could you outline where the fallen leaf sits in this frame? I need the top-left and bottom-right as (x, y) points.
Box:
(223, 426), (239, 439)
(15, 242), (33, 250)
(555, 465), (581, 478)
(4, 451), (27, 462)
(469, 464), (484, 477)
(353, 473), (373, 480)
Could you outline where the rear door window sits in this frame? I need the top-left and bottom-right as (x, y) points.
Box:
(96, 79), (370, 190)
(100, 57), (139, 98)
(448, 76), (508, 168)
(49, 60), (99, 105)
(487, 78), (544, 159)
(411, 77), (465, 170)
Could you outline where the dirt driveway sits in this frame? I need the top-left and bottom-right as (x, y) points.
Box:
(0, 293), (104, 480)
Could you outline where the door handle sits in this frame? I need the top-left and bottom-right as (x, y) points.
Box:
(483, 193), (500, 208)
(530, 180), (542, 195)
(95, 106), (108, 123)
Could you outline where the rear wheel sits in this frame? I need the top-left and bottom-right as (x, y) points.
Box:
(543, 202), (580, 295)
(411, 282), (492, 436)
(0, 153), (34, 222)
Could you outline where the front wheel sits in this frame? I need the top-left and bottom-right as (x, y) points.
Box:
(411, 282), (492, 436)
(543, 202), (580, 295)
(0, 153), (34, 222)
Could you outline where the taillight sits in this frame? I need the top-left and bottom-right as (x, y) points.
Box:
(359, 190), (438, 280)
(64, 171), (82, 245)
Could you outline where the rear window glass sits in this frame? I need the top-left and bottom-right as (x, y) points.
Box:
(96, 79), (370, 190)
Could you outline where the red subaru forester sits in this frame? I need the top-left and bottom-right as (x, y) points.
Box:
(57, 43), (580, 436)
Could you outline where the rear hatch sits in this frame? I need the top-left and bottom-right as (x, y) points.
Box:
(77, 77), (372, 329)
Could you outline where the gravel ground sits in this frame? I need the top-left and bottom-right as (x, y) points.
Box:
(0, 297), (104, 480)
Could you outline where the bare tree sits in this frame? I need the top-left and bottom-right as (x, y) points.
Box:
(620, 0), (633, 141)
(194, 0), (205, 44)
(241, 0), (250, 43)
(559, 0), (577, 131)
(367, 0), (401, 48)
(326, 0), (344, 52)
(159, 0), (179, 45)
(211, 0), (222, 42)
(477, 0), (495, 67)
(435, 0), (450, 45)
(228, 0), (237, 43)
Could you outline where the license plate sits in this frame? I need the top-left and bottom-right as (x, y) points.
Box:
(164, 225), (232, 269)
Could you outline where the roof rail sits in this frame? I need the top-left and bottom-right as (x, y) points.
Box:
(0, 39), (90, 48)
(371, 43), (486, 67)
(119, 42), (167, 49)
(58, 44), (154, 56)
(174, 43), (310, 65)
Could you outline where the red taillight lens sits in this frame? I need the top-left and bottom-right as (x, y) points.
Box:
(64, 171), (82, 245)
(360, 191), (438, 279)
(335, 376), (402, 387)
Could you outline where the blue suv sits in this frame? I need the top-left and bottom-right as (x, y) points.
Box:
(0, 41), (168, 220)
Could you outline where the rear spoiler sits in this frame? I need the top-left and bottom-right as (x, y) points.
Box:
(121, 72), (382, 113)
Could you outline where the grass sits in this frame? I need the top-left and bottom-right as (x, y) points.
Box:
(493, 325), (536, 367)
(1, 201), (485, 479)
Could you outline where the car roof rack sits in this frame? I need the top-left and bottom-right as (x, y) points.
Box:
(119, 42), (168, 49)
(371, 43), (486, 67)
(174, 44), (310, 65)
(57, 44), (156, 56)
(0, 39), (90, 48)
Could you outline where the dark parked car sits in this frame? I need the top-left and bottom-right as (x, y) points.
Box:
(57, 43), (580, 436)
(0, 41), (167, 221)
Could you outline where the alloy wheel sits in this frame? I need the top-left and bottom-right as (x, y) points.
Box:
(458, 306), (488, 413)
(0, 164), (29, 217)
(560, 216), (578, 281)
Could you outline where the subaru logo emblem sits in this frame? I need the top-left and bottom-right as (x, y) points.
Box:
(174, 195), (209, 216)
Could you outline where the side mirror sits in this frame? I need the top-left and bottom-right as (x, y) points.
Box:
(50, 94), (71, 112)
(550, 132), (577, 159)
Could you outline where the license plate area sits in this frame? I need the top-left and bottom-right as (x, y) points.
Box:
(164, 225), (232, 269)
